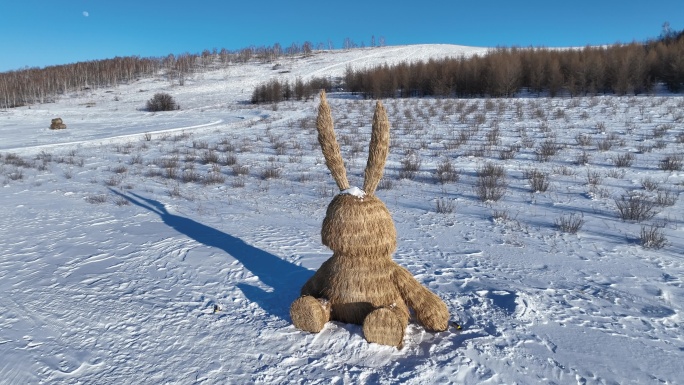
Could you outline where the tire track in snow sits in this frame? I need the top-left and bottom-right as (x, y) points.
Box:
(2, 119), (225, 154)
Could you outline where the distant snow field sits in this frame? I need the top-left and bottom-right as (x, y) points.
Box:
(1, 45), (683, 384)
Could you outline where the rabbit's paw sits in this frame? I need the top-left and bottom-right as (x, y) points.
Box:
(362, 306), (405, 348)
(290, 295), (330, 333)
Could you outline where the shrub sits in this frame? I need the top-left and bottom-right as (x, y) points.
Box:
(204, 171), (226, 185)
(232, 164), (249, 176)
(261, 164), (281, 180)
(640, 224), (667, 249)
(613, 152), (635, 168)
(659, 155), (683, 171)
(475, 162), (507, 202)
(524, 169), (550, 193)
(146, 93), (179, 112)
(554, 213), (585, 234)
(499, 146), (517, 160)
(614, 192), (658, 221)
(535, 140), (559, 162)
(574, 151), (591, 166)
(200, 150), (220, 164)
(434, 159), (459, 184)
(85, 194), (108, 204)
(399, 152), (421, 180)
(377, 177), (393, 190)
(181, 168), (202, 183)
(435, 197), (455, 214)
(640, 177), (659, 191)
(655, 190), (678, 206)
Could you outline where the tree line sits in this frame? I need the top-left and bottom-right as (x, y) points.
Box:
(343, 32), (684, 99)
(251, 30), (684, 103)
(0, 38), (377, 109)
(250, 77), (335, 104)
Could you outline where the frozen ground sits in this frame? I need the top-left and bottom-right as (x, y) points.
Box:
(1, 44), (683, 384)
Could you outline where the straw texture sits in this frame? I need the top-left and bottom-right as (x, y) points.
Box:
(290, 295), (330, 333)
(363, 307), (406, 348)
(363, 101), (390, 195)
(316, 91), (349, 191)
(321, 194), (397, 256)
(290, 95), (450, 347)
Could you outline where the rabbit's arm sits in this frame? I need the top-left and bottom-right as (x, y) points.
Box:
(300, 259), (332, 298)
(393, 266), (449, 331)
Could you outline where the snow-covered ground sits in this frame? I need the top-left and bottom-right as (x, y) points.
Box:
(1, 44), (683, 385)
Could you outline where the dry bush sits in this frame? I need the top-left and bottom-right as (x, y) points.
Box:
(613, 152), (635, 168)
(575, 151), (591, 166)
(499, 146), (518, 160)
(524, 169), (550, 192)
(596, 138), (613, 151)
(204, 171), (226, 185)
(485, 128), (500, 146)
(399, 152), (421, 180)
(85, 194), (108, 204)
(434, 159), (459, 184)
(475, 162), (507, 202)
(200, 150), (220, 164)
(586, 170), (602, 186)
(111, 164), (128, 174)
(605, 168), (626, 179)
(554, 213), (585, 234)
(652, 124), (672, 138)
(232, 164), (249, 176)
(575, 134), (592, 147)
(146, 93), (179, 112)
(535, 140), (559, 162)
(640, 224), (668, 249)
(655, 190), (678, 206)
(640, 177), (659, 191)
(181, 168), (202, 183)
(614, 192), (658, 221)
(223, 153), (238, 166)
(377, 177), (393, 190)
(157, 156), (179, 169)
(435, 197), (455, 214)
(232, 176), (246, 188)
(129, 154), (143, 165)
(659, 155), (683, 171)
(491, 209), (512, 222)
(5, 167), (24, 181)
(261, 164), (282, 180)
(3, 153), (33, 168)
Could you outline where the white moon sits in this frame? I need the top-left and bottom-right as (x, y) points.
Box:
(83, 11), (89, 17)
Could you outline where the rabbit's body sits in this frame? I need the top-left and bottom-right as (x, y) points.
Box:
(290, 91), (449, 348)
(301, 251), (410, 325)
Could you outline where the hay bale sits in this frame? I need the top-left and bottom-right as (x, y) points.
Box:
(50, 118), (67, 130)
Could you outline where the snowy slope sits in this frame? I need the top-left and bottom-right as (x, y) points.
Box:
(1, 44), (683, 385)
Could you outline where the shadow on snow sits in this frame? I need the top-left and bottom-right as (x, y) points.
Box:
(110, 189), (313, 321)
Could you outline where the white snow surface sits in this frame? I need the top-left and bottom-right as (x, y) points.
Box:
(1, 44), (683, 384)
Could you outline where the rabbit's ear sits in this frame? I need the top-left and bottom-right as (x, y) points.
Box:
(316, 91), (350, 191)
(363, 100), (390, 195)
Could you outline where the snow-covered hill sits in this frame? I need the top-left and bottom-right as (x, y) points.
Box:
(1, 44), (682, 384)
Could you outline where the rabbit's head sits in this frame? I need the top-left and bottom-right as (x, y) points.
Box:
(316, 91), (397, 257)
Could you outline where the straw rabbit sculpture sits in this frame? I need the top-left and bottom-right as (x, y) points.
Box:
(290, 91), (449, 347)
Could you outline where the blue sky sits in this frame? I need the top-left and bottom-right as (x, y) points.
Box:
(1, 0), (682, 72)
